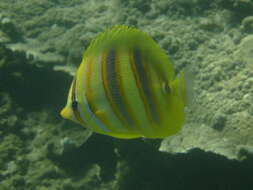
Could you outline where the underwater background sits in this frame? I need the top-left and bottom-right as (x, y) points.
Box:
(0, 0), (253, 189)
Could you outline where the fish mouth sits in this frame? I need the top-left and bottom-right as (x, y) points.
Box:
(60, 107), (70, 119)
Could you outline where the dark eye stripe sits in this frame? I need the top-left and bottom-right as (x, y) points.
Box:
(71, 77), (86, 124)
(102, 50), (137, 130)
(131, 48), (160, 124)
(72, 100), (78, 110)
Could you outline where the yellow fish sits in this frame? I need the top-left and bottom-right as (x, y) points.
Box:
(60, 25), (190, 139)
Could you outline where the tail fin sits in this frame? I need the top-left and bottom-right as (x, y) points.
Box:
(171, 67), (195, 106)
(184, 66), (195, 106)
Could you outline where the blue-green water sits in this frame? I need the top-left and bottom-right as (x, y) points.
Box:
(0, 0), (253, 189)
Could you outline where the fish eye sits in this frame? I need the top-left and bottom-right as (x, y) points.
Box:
(72, 100), (78, 110)
(162, 82), (170, 94)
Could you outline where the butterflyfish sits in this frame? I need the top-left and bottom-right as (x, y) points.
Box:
(60, 25), (191, 139)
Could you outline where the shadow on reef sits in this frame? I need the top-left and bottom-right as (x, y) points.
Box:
(0, 45), (71, 113)
(116, 140), (253, 190)
(46, 132), (253, 190)
(47, 134), (117, 182)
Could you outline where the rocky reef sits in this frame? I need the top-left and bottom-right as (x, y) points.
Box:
(0, 0), (253, 189)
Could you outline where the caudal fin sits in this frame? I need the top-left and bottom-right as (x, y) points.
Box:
(171, 67), (195, 106)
